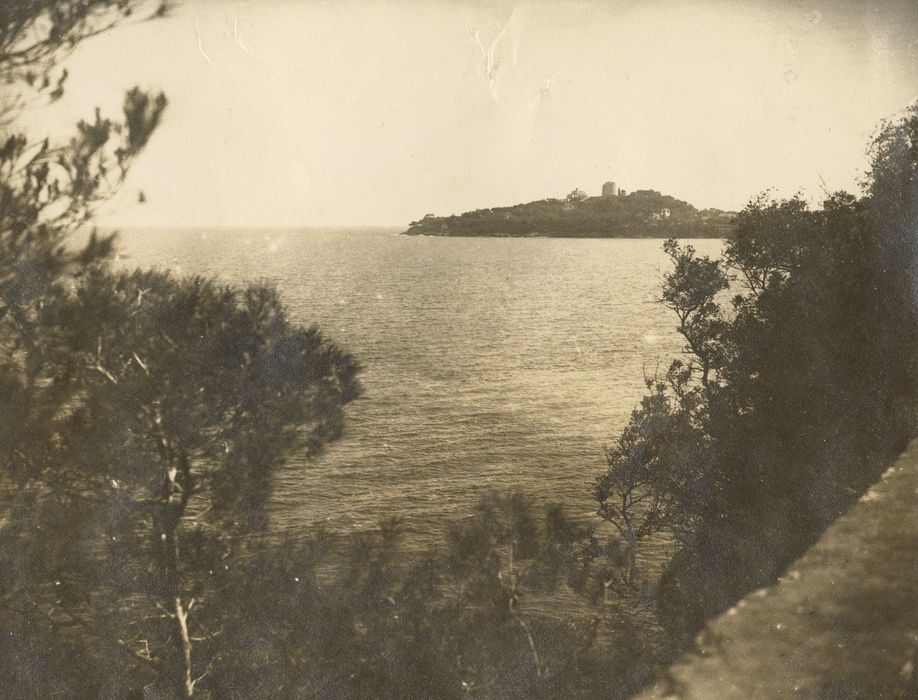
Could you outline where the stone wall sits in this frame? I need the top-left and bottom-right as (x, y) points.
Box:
(638, 438), (918, 699)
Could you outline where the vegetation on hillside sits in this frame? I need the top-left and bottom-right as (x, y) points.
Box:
(0, 3), (361, 697)
(597, 105), (918, 641)
(405, 190), (733, 238)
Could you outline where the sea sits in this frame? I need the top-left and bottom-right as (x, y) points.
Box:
(117, 228), (722, 553)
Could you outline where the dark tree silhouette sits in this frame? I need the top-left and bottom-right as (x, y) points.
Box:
(597, 104), (918, 644)
(0, 3), (362, 696)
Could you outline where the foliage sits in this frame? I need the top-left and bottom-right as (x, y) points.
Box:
(596, 105), (918, 643)
(0, 4), (169, 481)
(1, 487), (662, 697)
(595, 372), (706, 588)
(193, 494), (658, 700)
(0, 3), (362, 697)
(0, 1), (170, 80)
(0, 268), (362, 695)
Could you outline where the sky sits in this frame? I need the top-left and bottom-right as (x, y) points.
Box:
(25, 0), (918, 227)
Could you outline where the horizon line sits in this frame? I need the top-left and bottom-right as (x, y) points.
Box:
(99, 224), (409, 231)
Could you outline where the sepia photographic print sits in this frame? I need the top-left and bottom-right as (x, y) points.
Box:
(2, 1), (917, 697)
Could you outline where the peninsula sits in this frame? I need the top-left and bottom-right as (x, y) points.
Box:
(404, 182), (734, 238)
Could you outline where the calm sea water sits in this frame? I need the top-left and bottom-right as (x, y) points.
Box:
(118, 228), (721, 550)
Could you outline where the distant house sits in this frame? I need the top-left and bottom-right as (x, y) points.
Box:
(602, 181), (619, 197)
(566, 188), (588, 202)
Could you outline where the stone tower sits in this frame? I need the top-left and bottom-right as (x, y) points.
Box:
(602, 181), (618, 197)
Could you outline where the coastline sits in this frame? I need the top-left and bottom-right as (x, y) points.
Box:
(400, 230), (726, 239)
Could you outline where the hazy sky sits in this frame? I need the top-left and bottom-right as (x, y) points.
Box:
(29, 0), (918, 227)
